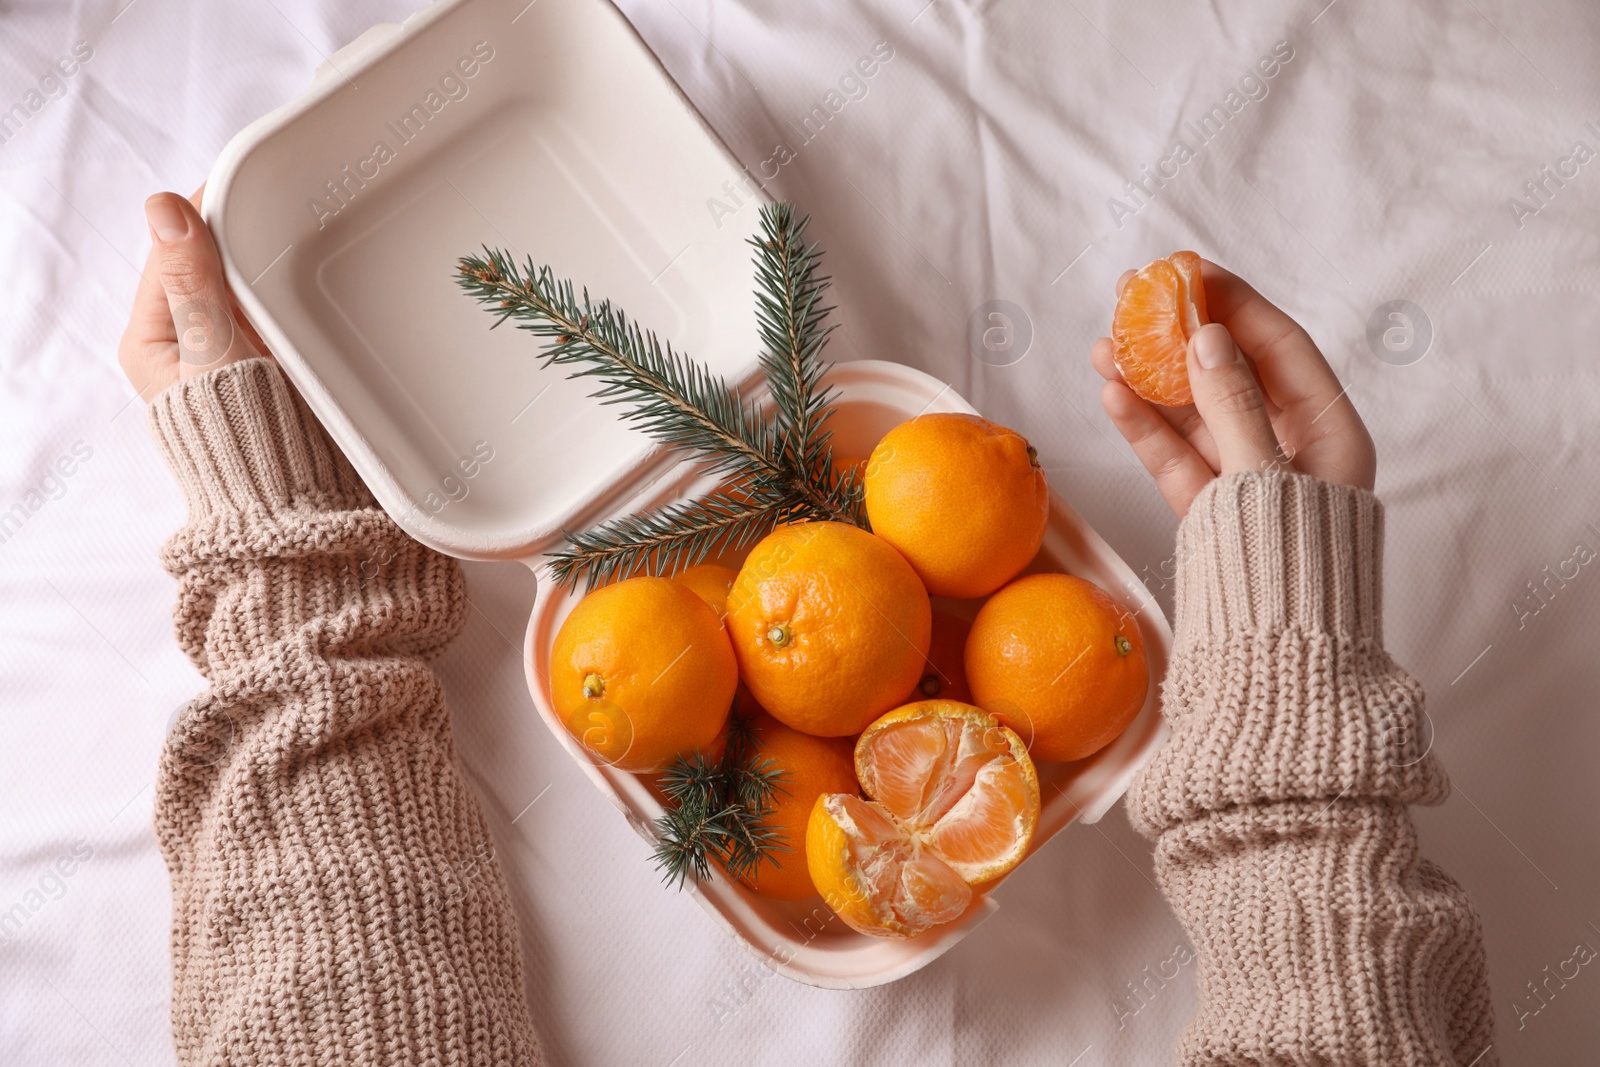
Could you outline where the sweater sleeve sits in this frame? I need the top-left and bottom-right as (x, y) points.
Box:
(1125, 471), (1496, 1067)
(148, 359), (544, 1067)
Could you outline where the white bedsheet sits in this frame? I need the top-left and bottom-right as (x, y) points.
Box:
(4, 0), (1598, 1063)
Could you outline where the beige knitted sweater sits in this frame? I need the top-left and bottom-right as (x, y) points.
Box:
(150, 360), (543, 1066)
(1126, 471), (1497, 1065)
(150, 360), (1494, 1065)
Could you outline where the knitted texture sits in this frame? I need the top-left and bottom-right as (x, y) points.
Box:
(1127, 471), (1496, 1066)
(149, 360), (544, 1066)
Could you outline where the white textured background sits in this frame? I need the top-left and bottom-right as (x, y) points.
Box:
(3, 0), (1598, 1063)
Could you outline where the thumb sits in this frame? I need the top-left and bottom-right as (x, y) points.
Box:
(1187, 323), (1288, 476)
(143, 192), (255, 377)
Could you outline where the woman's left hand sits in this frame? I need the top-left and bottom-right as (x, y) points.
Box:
(117, 186), (271, 401)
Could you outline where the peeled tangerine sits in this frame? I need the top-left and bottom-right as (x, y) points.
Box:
(806, 701), (1040, 939)
(1111, 250), (1209, 407)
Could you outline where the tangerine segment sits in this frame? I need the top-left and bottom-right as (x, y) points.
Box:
(1168, 250), (1209, 333)
(925, 757), (1038, 882)
(856, 703), (1008, 827)
(807, 700), (1040, 938)
(1111, 251), (1209, 407)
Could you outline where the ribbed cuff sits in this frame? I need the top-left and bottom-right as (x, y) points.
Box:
(147, 359), (371, 522)
(1127, 471), (1448, 837)
(1174, 470), (1384, 648)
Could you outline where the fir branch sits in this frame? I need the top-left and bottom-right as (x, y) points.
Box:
(457, 227), (865, 542)
(752, 204), (836, 471)
(717, 808), (790, 883)
(727, 754), (786, 814)
(650, 714), (792, 889)
(722, 710), (763, 764)
(750, 205), (866, 526)
(656, 750), (725, 807)
(547, 488), (788, 591)
(651, 799), (725, 887)
(456, 247), (861, 528)
(457, 248), (781, 483)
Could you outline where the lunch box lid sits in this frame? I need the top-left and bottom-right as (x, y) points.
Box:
(204, 0), (769, 562)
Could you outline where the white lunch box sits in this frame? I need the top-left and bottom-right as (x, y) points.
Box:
(204, 0), (1171, 989)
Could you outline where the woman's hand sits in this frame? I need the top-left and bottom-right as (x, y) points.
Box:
(1090, 258), (1376, 518)
(117, 187), (271, 401)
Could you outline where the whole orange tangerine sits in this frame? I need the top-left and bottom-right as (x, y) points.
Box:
(674, 562), (738, 620)
(965, 573), (1148, 763)
(549, 576), (737, 772)
(737, 713), (859, 901)
(863, 413), (1049, 599)
(726, 521), (931, 737)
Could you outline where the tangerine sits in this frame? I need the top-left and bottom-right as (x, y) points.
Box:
(674, 562), (737, 620)
(726, 521), (931, 737)
(737, 713), (859, 901)
(807, 700), (1039, 938)
(1111, 250), (1209, 407)
(863, 413), (1048, 599)
(549, 576), (737, 772)
(965, 573), (1148, 763)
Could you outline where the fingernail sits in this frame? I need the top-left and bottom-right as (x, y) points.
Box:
(145, 196), (189, 242)
(1194, 325), (1237, 369)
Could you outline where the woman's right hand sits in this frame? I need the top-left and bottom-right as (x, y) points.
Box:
(1089, 258), (1376, 518)
(117, 187), (271, 402)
